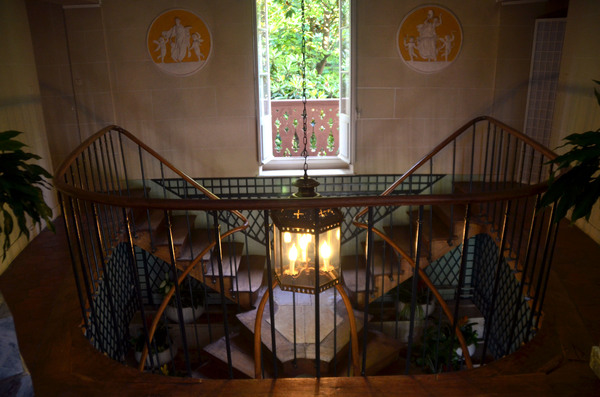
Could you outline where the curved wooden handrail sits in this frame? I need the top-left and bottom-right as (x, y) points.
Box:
(252, 281), (361, 379)
(55, 125), (247, 222)
(137, 224), (245, 371)
(55, 121), (552, 215)
(53, 125), (250, 371)
(356, 116), (557, 219)
(58, 121), (559, 375)
(348, 116), (558, 369)
(352, 221), (474, 368)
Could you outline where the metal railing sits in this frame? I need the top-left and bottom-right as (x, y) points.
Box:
(271, 99), (340, 157)
(55, 116), (558, 379)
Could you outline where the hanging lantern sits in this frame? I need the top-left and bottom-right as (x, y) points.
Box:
(271, 177), (342, 294)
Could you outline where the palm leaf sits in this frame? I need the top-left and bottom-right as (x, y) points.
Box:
(0, 130), (54, 259)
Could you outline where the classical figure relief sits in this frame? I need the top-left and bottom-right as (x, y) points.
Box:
(397, 6), (462, 74)
(147, 9), (212, 76)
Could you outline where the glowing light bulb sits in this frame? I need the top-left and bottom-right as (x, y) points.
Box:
(320, 241), (331, 271)
(299, 234), (311, 263)
(284, 232), (292, 243)
(288, 244), (298, 275)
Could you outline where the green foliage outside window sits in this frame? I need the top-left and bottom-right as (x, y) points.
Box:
(269, 0), (340, 99)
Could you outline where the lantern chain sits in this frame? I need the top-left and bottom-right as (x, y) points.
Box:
(301, 0), (308, 178)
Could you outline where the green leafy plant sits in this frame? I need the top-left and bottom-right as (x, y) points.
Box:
(416, 318), (478, 373)
(158, 275), (204, 308)
(0, 130), (54, 259)
(131, 320), (170, 353)
(394, 278), (437, 320)
(539, 80), (600, 223)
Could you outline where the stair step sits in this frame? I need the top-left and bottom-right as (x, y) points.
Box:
(233, 255), (265, 294)
(383, 225), (424, 258)
(383, 225), (429, 263)
(203, 333), (257, 379)
(337, 329), (403, 376)
(407, 208), (456, 243)
(341, 242), (404, 294)
(124, 186), (150, 198)
(205, 242), (244, 277)
(131, 209), (164, 234)
(154, 215), (197, 246)
(177, 228), (213, 261)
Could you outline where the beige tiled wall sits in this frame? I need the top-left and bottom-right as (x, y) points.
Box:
(28, 0), (547, 179)
(491, 4), (545, 133)
(353, 0), (532, 174)
(551, 1), (600, 244)
(1, 0), (58, 273)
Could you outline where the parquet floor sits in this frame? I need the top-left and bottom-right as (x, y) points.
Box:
(0, 218), (599, 396)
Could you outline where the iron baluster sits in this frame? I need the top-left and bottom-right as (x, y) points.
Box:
(481, 200), (511, 364)
(405, 205), (424, 375)
(533, 206), (559, 334)
(211, 212), (234, 379)
(314, 208), (321, 378)
(107, 131), (123, 195)
(362, 206), (373, 376)
(482, 120), (492, 193)
(138, 145), (156, 252)
(263, 209), (278, 378)
(164, 210), (192, 376)
(123, 208), (158, 368)
(59, 193), (89, 335)
(91, 201), (125, 361)
(450, 203), (472, 367)
(528, 202), (558, 339)
(139, 248), (155, 305)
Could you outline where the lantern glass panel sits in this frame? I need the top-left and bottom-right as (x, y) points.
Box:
(273, 224), (341, 293)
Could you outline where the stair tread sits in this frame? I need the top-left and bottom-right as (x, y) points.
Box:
(203, 333), (256, 378)
(407, 208), (456, 242)
(341, 241), (404, 292)
(232, 255), (265, 293)
(154, 215), (197, 246)
(453, 181), (527, 194)
(177, 228), (213, 261)
(337, 329), (403, 376)
(342, 241), (401, 274)
(205, 242), (244, 277)
(434, 203), (466, 227)
(383, 225), (421, 255)
(132, 209), (164, 233)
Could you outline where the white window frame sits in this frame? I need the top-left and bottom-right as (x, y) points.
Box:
(254, 0), (355, 176)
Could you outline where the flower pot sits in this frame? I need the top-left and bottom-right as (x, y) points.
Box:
(395, 320), (426, 343)
(455, 343), (476, 358)
(398, 299), (436, 320)
(165, 305), (204, 323)
(135, 348), (173, 368)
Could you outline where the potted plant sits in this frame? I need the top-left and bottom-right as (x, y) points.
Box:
(397, 277), (436, 321)
(131, 321), (174, 368)
(415, 317), (478, 373)
(453, 320), (479, 358)
(0, 130), (54, 260)
(158, 275), (205, 323)
(387, 278), (436, 344)
(539, 80), (600, 223)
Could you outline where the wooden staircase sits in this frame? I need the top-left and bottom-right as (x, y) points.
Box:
(342, 200), (490, 308)
(202, 286), (404, 379)
(127, 205), (265, 311)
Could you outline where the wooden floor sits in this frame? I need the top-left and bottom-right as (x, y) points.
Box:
(1, 218), (599, 396)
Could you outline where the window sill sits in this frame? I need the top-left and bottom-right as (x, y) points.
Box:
(259, 157), (353, 177)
